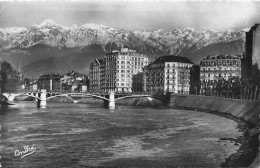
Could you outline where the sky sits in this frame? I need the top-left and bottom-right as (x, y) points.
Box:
(0, 0), (260, 31)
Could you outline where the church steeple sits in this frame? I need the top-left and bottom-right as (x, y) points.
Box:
(18, 56), (22, 73)
(17, 56), (24, 82)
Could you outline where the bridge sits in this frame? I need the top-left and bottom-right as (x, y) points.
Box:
(0, 94), (15, 108)
(1, 90), (169, 109)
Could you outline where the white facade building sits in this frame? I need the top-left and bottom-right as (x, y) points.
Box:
(145, 55), (193, 94)
(89, 48), (148, 93)
(200, 54), (242, 81)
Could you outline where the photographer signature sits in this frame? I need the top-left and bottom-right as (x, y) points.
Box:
(15, 144), (36, 158)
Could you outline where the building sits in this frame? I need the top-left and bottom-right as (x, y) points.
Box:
(89, 48), (148, 93)
(200, 54), (242, 81)
(38, 73), (61, 92)
(241, 24), (260, 81)
(24, 78), (38, 92)
(81, 80), (88, 92)
(145, 55), (193, 94)
(132, 72), (145, 92)
(89, 59), (104, 93)
(102, 48), (148, 92)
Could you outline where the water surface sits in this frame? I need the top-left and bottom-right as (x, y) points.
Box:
(1, 102), (246, 167)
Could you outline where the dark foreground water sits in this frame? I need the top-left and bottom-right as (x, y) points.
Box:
(0, 102), (256, 167)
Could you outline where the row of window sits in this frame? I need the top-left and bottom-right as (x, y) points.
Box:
(116, 78), (131, 82)
(116, 74), (132, 77)
(202, 67), (240, 71)
(103, 56), (147, 63)
(117, 55), (147, 61)
(116, 70), (132, 73)
(200, 60), (240, 66)
(201, 73), (239, 77)
(116, 83), (131, 87)
(116, 60), (146, 65)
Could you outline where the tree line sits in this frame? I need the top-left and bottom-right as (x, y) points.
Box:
(0, 61), (21, 93)
(192, 77), (259, 100)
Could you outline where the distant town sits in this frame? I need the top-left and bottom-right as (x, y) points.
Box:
(0, 24), (259, 100)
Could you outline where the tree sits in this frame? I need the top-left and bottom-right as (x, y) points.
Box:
(189, 65), (200, 95)
(0, 61), (20, 93)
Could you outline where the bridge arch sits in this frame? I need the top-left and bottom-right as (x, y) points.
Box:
(67, 93), (110, 101)
(46, 94), (79, 103)
(3, 93), (41, 101)
(115, 95), (168, 102)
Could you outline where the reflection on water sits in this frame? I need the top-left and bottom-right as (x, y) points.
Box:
(1, 102), (244, 167)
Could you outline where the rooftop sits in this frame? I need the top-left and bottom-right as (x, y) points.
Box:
(152, 55), (193, 64)
(202, 54), (242, 60)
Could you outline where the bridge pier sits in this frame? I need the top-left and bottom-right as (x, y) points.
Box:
(37, 89), (47, 108)
(109, 92), (115, 109)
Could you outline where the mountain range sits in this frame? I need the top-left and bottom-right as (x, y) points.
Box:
(0, 19), (247, 78)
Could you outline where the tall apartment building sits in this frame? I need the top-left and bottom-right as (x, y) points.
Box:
(89, 59), (104, 93)
(145, 55), (193, 94)
(89, 48), (148, 93)
(200, 54), (242, 81)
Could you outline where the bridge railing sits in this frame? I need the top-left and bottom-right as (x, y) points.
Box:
(21, 90), (168, 97)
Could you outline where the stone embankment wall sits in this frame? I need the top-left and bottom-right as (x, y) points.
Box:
(168, 93), (259, 127)
(168, 93), (260, 168)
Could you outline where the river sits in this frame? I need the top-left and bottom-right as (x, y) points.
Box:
(0, 102), (256, 167)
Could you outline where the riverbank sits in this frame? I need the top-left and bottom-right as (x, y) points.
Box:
(171, 106), (258, 167)
(168, 93), (259, 127)
(168, 93), (259, 167)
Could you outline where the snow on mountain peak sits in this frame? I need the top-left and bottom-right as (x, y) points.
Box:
(0, 27), (27, 34)
(71, 24), (78, 29)
(38, 19), (59, 27)
(80, 23), (110, 30)
(0, 20), (247, 55)
(242, 28), (250, 32)
(183, 27), (197, 33)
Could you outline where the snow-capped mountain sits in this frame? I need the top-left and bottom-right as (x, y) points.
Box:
(0, 19), (246, 55)
(0, 19), (247, 78)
